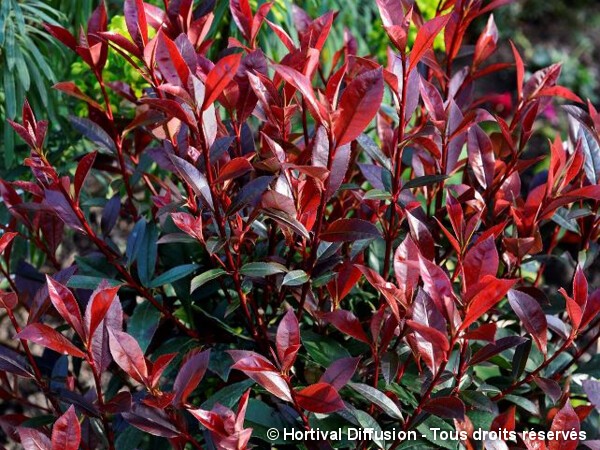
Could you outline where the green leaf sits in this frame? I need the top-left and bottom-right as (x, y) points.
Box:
(129, 301), (162, 353)
(126, 219), (146, 266)
(67, 276), (121, 289)
(402, 174), (449, 191)
(347, 382), (403, 420)
(201, 380), (254, 410)
(190, 268), (227, 293)
(417, 415), (458, 450)
(350, 408), (385, 449)
(363, 189), (392, 201)
(240, 262), (287, 278)
(137, 222), (158, 287)
(245, 399), (288, 444)
(504, 394), (540, 416)
(301, 330), (350, 367)
(282, 270), (308, 286)
(149, 264), (199, 288)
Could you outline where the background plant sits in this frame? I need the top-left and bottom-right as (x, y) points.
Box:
(1, 0), (600, 449)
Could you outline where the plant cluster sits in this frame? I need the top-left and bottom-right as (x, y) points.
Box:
(1, 0), (600, 449)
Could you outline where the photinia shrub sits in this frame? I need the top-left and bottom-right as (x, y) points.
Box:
(1, 0), (600, 449)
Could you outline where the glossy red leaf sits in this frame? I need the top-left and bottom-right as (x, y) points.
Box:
(573, 265), (588, 308)
(84, 285), (120, 342)
(508, 289), (548, 355)
(17, 427), (51, 450)
(54, 82), (103, 110)
(228, 350), (293, 402)
(203, 53), (243, 110)
(274, 64), (324, 123)
(320, 218), (380, 242)
(43, 24), (77, 51)
(51, 406), (80, 450)
(172, 350), (211, 406)
(0, 231), (17, 254)
(469, 336), (527, 366)
(408, 14), (451, 72)
(322, 310), (370, 344)
(463, 237), (499, 289)
(333, 68), (384, 147)
(468, 125), (496, 189)
(423, 396), (465, 420)
(406, 320), (449, 352)
(74, 151), (97, 201)
(276, 310), (300, 372)
(124, 0), (148, 48)
(549, 403), (580, 450)
(155, 32), (191, 87)
(16, 324), (85, 358)
(215, 157), (253, 183)
(46, 276), (85, 340)
(108, 329), (148, 384)
(295, 382), (345, 414)
(460, 276), (516, 332)
(320, 357), (360, 390)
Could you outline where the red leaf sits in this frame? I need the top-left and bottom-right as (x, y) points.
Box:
(43, 23), (77, 51)
(295, 382), (345, 414)
(274, 64), (324, 123)
(463, 237), (499, 289)
(463, 323), (497, 342)
(320, 218), (380, 242)
(203, 53), (243, 110)
(474, 14), (498, 68)
(406, 320), (450, 352)
(459, 276), (517, 332)
(469, 336), (527, 366)
(155, 31), (190, 87)
(51, 406), (80, 450)
(537, 86), (582, 103)
(320, 357), (360, 390)
(17, 427), (51, 450)
(124, 0), (148, 48)
(230, 0), (253, 40)
(16, 324), (85, 358)
(170, 155), (214, 210)
(573, 265), (588, 308)
(108, 329), (148, 384)
(423, 396), (465, 420)
(508, 289), (548, 355)
(0, 231), (18, 254)
(85, 285), (120, 342)
(491, 406), (516, 432)
(215, 157), (253, 183)
(408, 14), (451, 72)
(358, 264), (402, 319)
(549, 403), (580, 450)
(74, 151), (97, 201)
(172, 350), (211, 406)
(228, 350), (293, 402)
(326, 261), (362, 304)
(54, 82), (103, 110)
(148, 352), (177, 388)
(566, 295), (583, 330)
(326, 143), (351, 200)
(333, 68), (384, 147)
(582, 289), (600, 329)
(276, 310), (300, 372)
(468, 125), (496, 189)
(322, 310), (370, 344)
(46, 276), (85, 340)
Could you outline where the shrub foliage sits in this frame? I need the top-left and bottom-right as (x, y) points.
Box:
(1, 0), (600, 449)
